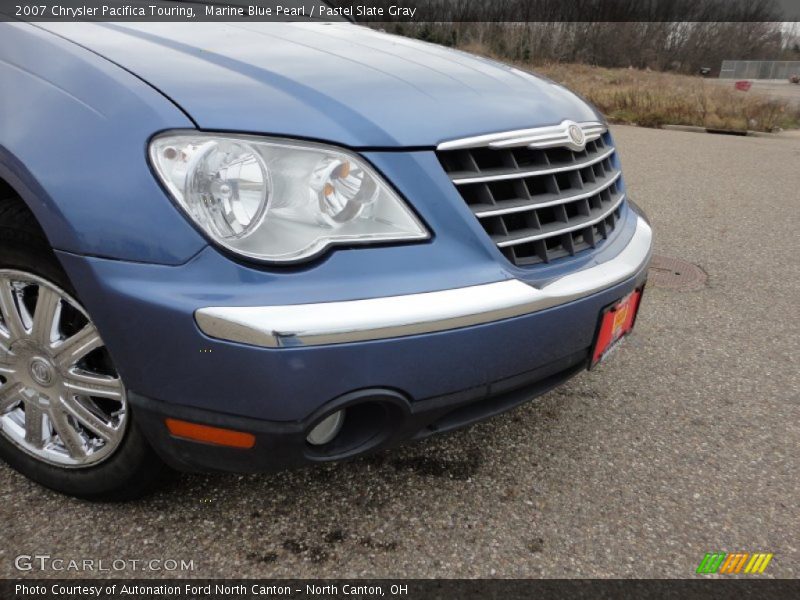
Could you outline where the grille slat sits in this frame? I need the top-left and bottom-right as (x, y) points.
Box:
(437, 122), (626, 267)
(494, 192), (625, 247)
(470, 170), (620, 216)
(449, 146), (616, 185)
(438, 121), (607, 151)
(488, 129), (604, 149)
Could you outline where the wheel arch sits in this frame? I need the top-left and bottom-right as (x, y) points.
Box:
(0, 153), (63, 249)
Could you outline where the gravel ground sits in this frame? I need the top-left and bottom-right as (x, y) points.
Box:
(1, 126), (798, 579)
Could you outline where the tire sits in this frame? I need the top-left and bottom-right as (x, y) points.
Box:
(0, 196), (170, 500)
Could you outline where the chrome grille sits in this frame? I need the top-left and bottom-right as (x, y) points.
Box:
(437, 121), (625, 266)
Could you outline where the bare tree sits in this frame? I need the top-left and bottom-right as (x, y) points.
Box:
(373, 0), (788, 75)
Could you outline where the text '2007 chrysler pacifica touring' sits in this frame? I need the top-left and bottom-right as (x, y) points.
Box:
(0, 18), (651, 499)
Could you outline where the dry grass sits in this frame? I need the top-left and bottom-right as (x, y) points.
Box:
(535, 63), (800, 132)
(459, 44), (800, 132)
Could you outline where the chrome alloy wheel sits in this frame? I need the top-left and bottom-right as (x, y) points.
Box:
(0, 270), (127, 467)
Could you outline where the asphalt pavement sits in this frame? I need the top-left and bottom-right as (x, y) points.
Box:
(1, 125), (798, 578)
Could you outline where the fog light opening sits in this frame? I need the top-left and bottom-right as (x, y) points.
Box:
(306, 410), (345, 446)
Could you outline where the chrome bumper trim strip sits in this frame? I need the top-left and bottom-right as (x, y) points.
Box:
(195, 216), (652, 349)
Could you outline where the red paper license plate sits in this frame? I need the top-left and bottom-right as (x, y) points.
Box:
(590, 288), (643, 368)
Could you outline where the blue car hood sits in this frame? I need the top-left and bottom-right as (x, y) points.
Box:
(40, 22), (601, 148)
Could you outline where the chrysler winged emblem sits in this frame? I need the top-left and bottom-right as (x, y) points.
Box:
(566, 121), (586, 151)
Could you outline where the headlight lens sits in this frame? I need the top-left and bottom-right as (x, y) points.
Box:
(150, 133), (428, 262)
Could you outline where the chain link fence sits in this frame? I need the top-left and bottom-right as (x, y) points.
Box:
(719, 60), (800, 80)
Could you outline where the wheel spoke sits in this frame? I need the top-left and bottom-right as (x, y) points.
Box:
(0, 350), (16, 377)
(59, 395), (116, 441)
(54, 324), (102, 370)
(23, 402), (44, 448)
(63, 370), (123, 401)
(0, 381), (24, 414)
(32, 286), (61, 348)
(0, 327), (16, 376)
(0, 278), (27, 340)
(49, 410), (88, 459)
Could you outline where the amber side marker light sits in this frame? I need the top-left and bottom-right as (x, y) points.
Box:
(165, 418), (256, 449)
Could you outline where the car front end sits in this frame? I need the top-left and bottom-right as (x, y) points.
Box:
(0, 21), (651, 497)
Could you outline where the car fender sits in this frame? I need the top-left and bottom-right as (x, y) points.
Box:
(0, 23), (206, 265)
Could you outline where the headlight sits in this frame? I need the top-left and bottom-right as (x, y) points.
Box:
(149, 133), (429, 263)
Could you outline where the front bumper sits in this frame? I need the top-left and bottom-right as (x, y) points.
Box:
(130, 215), (651, 472)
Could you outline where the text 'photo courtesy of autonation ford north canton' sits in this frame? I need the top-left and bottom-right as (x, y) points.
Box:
(0, 0), (799, 598)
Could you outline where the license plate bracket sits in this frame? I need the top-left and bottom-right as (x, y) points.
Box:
(589, 287), (644, 369)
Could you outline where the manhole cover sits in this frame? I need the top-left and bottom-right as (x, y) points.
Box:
(648, 255), (707, 291)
